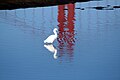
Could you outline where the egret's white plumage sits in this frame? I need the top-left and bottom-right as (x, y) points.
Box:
(44, 28), (58, 44)
(44, 44), (58, 59)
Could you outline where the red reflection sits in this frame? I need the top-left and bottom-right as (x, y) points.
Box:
(57, 3), (75, 62)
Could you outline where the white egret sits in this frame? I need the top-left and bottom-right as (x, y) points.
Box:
(44, 44), (58, 59)
(44, 28), (58, 44)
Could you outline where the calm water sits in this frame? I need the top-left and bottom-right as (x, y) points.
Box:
(0, 0), (120, 80)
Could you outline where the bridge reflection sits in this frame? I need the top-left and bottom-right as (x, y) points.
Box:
(57, 3), (75, 62)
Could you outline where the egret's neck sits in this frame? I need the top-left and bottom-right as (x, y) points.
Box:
(53, 30), (57, 36)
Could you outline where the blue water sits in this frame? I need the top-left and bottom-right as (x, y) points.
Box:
(0, 0), (120, 80)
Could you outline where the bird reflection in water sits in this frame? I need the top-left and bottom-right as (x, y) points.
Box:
(57, 3), (75, 62)
(44, 44), (58, 59)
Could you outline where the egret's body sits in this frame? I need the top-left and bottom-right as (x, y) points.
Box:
(44, 28), (58, 44)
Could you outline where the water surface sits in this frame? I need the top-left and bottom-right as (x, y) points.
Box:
(0, 0), (120, 80)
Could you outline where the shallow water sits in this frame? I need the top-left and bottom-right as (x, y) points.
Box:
(0, 0), (120, 80)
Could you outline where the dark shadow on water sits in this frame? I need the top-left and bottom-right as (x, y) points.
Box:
(57, 3), (75, 62)
(87, 5), (120, 10)
(0, 0), (101, 10)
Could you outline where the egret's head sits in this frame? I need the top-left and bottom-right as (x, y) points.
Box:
(53, 28), (58, 32)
